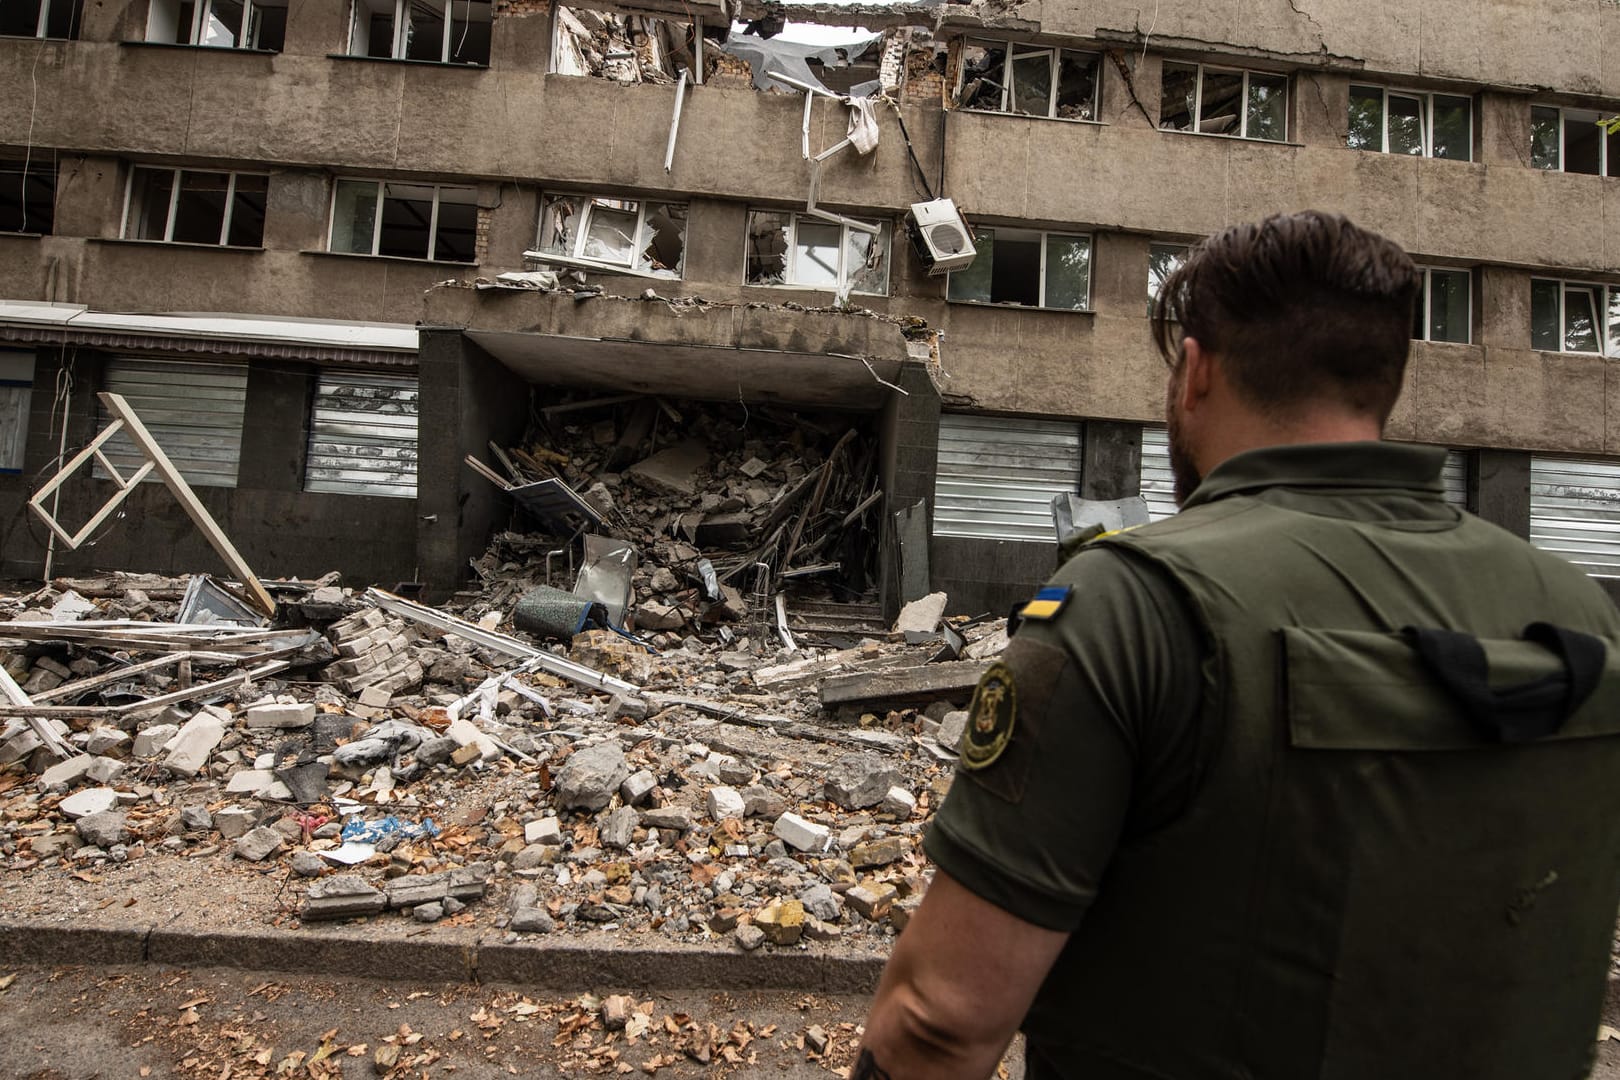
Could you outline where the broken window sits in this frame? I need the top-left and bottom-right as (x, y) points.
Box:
(0, 0), (82, 38)
(1347, 86), (1472, 161)
(146, 0), (286, 50)
(348, 0), (491, 65)
(1413, 268), (1471, 344)
(1530, 105), (1620, 175)
(550, 6), (695, 84)
(305, 372), (419, 498)
(745, 211), (890, 296)
(0, 161), (54, 235)
(955, 38), (1099, 121)
(0, 349), (33, 474)
(124, 167), (267, 247)
(1147, 242), (1189, 314)
(1160, 63), (1287, 142)
(329, 179), (477, 263)
(534, 194), (687, 278)
(1530, 278), (1620, 355)
(947, 227), (1090, 311)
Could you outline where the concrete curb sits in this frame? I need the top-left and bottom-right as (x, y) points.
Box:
(0, 919), (887, 993)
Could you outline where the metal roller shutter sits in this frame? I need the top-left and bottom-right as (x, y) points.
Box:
(304, 372), (418, 498)
(0, 348), (33, 474)
(1142, 428), (1469, 518)
(933, 413), (1081, 542)
(98, 359), (247, 488)
(1530, 455), (1620, 578)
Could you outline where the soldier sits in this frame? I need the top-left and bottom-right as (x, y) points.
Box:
(854, 211), (1620, 1080)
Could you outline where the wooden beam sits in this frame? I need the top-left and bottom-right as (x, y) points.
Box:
(97, 392), (276, 618)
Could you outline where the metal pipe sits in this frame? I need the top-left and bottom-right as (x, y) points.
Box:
(665, 68), (688, 173)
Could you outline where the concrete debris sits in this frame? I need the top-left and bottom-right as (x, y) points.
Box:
(892, 591), (948, 635)
(557, 741), (631, 811)
(234, 826), (285, 863)
(75, 810), (128, 849)
(163, 711), (227, 778)
(58, 787), (118, 819)
(823, 753), (901, 810)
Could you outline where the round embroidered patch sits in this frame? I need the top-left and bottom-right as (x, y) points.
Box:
(960, 662), (1016, 771)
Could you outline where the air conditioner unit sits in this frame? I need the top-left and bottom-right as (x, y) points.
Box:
(906, 198), (976, 276)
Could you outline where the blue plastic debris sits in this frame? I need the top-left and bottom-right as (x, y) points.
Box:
(340, 816), (440, 844)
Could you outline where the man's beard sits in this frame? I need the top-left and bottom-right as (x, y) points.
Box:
(1166, 400), (1201, 507)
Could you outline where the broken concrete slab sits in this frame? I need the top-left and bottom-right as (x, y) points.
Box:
(301, 875), (388, 921)
(59, 787), (119, 819)
(892, 591), (948, 635)
(163, 712), (226, 778)
(243, 701), (316, 729)
(773, 812), (832, 853)
(626, 440), (709, 496)
(234, 826), (284, 862)
(132, 723), (180, 758)
(556, 741), (629, 811)
(824, 753), (901, 811)
(37, 754), (94, 791)
(819, 660), (991, 709)
(75, 810), (128, 849)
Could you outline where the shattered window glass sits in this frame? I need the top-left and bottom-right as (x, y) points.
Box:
(582, 203), (639, 266)
(1010, 48), (1053, 117)
(1044, 234), (1090, 310)
(637, 203), (686, 276)
(1531, 106), (1561, 170)
(1431, 95), (1471, 161)
(1199, 70), (1243, 136)
(1530, 280), (1561, 351)
(1055, 51), (1099, 120)
(846, 222), (890, 296)
(226, 173), (267, 248)
(1347, 86), (1382, 150)
(538, 194), (582, 260)
(957, 39), (1006, 111)
(745, 211), (888, 295)
(746, 211), (791, 286)
(1387, 94), (1424, 155)
(536, 195), (686, 277)
(129, 168), (177, 241)
(378, 182), (436, 260)
(1159, 63), (1197, 132)
(127, 167), (266, 246)
(402, 0), (448, 62)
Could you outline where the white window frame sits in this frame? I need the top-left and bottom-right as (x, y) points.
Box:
(1162, 63), (1289, 142)
(1413, 266), (1473, 345)
(946, 226), (1093, 311)
(348, 0), (489, 64)
(954, 38), (1101, 122)
(326, 178), (478, 263)
(743, 210), (891, 297)
(120, 166), (268, 247)
(1531, 105), (1614, 174)
(1530, 277), (1617, 356)
(8, 0), (79, 38)
(1347, 85), (1473, 161)
(529, 194), (687, 278)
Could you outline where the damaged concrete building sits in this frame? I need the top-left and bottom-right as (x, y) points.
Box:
(3, 0), (1620, 614)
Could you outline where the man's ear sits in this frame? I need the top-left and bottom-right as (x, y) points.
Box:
(1178, 337), (1215, 413)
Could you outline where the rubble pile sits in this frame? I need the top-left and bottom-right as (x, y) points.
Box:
(0, 570), (1005, 953)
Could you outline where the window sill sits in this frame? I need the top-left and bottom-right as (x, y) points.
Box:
(742, 283), (889, 300)
(121, 40), (279, 55)
(93, 237), (265, 252)
(952, 107), (1106, 127)
(1349, 147), (1477, 165)
(0, 34), (76, 43)
(1158, 127), (1300, 148)
(1413, 338), (1476, 348)
(946, 299), (1095, 316)
(0, 230), (49, 239)
(326, 53), (489, 70)
(303, 249), (477, 269)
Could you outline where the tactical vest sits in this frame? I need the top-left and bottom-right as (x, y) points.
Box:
(1024, 492), (1620, 1080)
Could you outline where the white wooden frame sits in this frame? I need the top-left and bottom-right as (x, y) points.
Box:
(1350, 85), (1474, 160)
(121, 166), (267, 247)
(956, 38), (1101, 122)
(743, 210), (890, 296)
(1166, 62), (1288, 142)
(350, 0), (487, 63)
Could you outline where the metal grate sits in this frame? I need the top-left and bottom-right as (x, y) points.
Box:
(1440, 451), (1468, 509)
(305, 371), (418, 498)
(933, 413), (1081, 542)
(98, 359), (247, 488)
(1530, 455), (1620, 578)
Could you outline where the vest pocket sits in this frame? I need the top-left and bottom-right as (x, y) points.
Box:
(1282, 626), (1620, 751)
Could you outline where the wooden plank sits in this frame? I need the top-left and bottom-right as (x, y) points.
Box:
(819, 660), (991, 708)
(0, 660), (290, 718)
(0, 664), (79, 757)
(98, 391), (276, 617)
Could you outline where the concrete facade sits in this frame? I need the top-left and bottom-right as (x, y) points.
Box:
(0, 0), (1615, 609)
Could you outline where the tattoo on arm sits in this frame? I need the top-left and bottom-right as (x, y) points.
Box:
(850, 1050), (894, 1080)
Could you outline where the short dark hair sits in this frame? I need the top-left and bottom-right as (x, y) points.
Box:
(1151, 211), (1420, 420)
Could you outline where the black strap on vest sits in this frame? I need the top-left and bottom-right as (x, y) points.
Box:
(1403, 622), (1606, 744)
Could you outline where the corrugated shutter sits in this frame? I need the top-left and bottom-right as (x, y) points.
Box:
(1531, 455), (1620, 578)
(1144, 429), (1470, 517)
(0, 348), (33, 474)
(98, 359), (246, 488)
(933, 413), (1081, 541)
(1440, 451), (1468, 508)
(304, 372), (418, 498)
(1140, 426), (1177, 522)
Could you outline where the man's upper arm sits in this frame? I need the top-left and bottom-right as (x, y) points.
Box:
(924, 546), (1205, 931)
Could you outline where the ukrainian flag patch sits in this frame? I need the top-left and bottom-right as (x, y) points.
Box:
(1017, 586), (1071, 621)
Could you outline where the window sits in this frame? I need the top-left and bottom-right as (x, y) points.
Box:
(0, 349), (33, 475)
(123, 167), (267, 247)
(1413, 268), (1471, 344)
(146, 0), (286, 49)
(0, 162), (54, 235)
(1147, 242), (1189, 313)
(329, 179), (477, 263)
(955, 39), (1100, 121)
(0, 0), (82, 39)
(1347, 86), (1472, 161)
(305, 373), (418, 498)
(1160, 63), (1288, 142)
(1531, 106), (1620, 175)
(745, 211), (891, 296)
(534, 194), (687, 278)
(97, 359), (247, 488)
(348, 0), (491, 65)
(1530, 278), (1620, 355)
(947, 227), (1091, 311)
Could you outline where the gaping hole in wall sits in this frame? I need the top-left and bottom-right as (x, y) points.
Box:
(0, 162), (55, 235)
(126, 168), (267, 247)
(955, 39), (1098, 120)
(349, 0), (491, 65)
(1, 0), (83, 39)
(947, 227), (1090, 310)
(534, 195), (687, 278)
(148, 0), (287, 50)
(552, 6), (697, 84)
